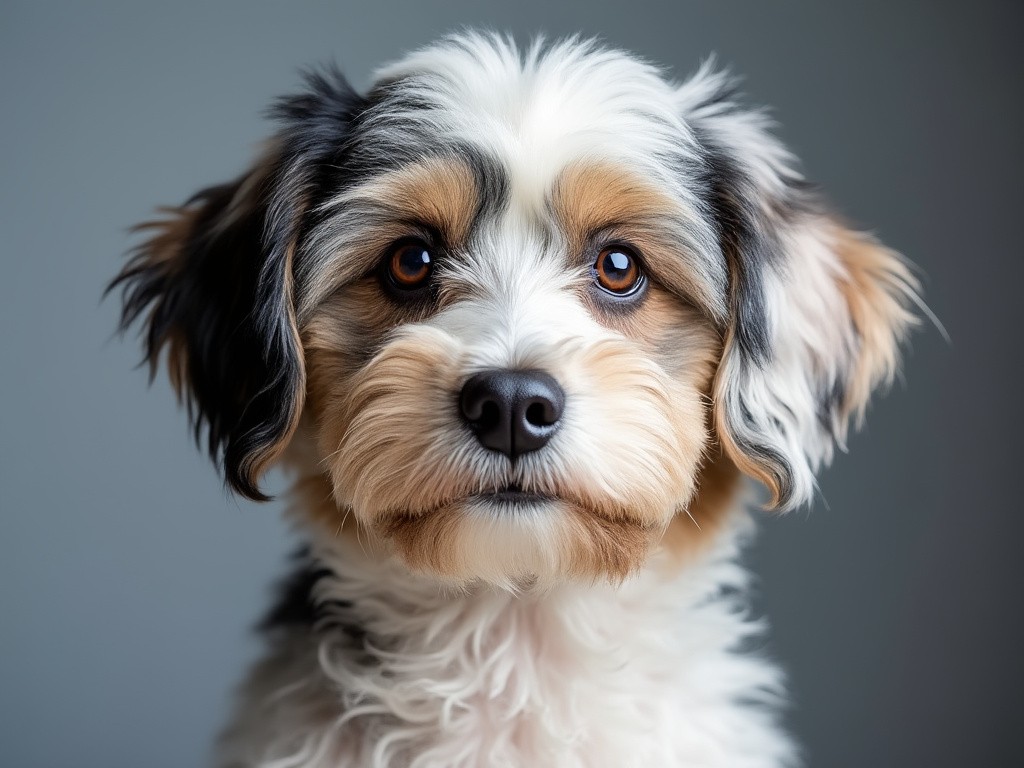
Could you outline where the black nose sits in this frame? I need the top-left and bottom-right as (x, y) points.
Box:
(459, 369), (565, 460)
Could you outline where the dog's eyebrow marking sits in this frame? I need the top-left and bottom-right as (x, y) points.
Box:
(370, 156), (480, 245)
(551, 162), (728, 322)
(297, 156), (488, 318)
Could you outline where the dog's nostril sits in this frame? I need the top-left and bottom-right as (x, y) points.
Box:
(461, 393), (486, 423)
(459, 369), (565, 460)
(525, 400), (555, 427)
(478, 400), (501, 429)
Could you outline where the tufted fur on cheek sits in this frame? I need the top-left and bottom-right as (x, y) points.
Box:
(678, 65), (921, 511)
(109, 68), (365, 499)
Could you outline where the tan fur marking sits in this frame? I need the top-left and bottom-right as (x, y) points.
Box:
(299, 157), (480, 313)
(307, 325), (470, 517)
(553, 162), (678, 253)
(714, 218), (920, 510)
(379, 505), (465, 577)
(383, 157), (478, 246)
(560, 506), (661, 581)
(658, 447), (742, 568)
(127, 209), (200, 396)
(604, 285), (721, 382)
(552, 162), (716, 311)
(127, 147), (284, 407)
(380, 501), (660, 584)
(291, 471), (368, 543)
(832, 223), (919, 425)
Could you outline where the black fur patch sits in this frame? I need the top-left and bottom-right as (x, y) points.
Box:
(687, 86), (818, 509)
(289, 76), (511, 305)
(110, 176), (301, 500)
(110, 67), (367, 500)
(260, 549), (365, 644)
(260, 550), (329, 630)
(694, 135), (775, 365)
(305, 84), (511, 224)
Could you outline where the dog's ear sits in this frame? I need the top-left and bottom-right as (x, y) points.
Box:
(678, 65), (921, 511)
(110, 67), (363, 500)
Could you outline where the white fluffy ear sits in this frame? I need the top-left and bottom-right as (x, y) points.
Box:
(678, 65), (920, 510)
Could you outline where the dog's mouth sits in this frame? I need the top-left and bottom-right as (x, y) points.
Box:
(474, 482), (556, 505)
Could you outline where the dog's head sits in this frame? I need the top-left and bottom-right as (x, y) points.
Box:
(112, 34), (918, 588)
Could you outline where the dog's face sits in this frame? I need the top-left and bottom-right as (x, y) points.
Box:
(113, 35), (918, 588)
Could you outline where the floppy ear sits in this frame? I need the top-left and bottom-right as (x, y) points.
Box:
(678, 65), (921, 511)
(110, 67), (363, 500)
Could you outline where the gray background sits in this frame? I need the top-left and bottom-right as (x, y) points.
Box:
(1, 2), (1020, 766)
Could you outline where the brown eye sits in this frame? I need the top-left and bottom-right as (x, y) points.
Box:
(594, 246), (643, 295)
(387, 239), (434, 289)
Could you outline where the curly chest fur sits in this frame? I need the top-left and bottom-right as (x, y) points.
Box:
(216, 519), (794, 768)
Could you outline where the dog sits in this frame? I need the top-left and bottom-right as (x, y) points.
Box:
(111, 32), (920, 768)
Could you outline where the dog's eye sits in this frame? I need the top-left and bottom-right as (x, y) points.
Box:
(386, 239), (434, 290)
(594, 246), (643, 295)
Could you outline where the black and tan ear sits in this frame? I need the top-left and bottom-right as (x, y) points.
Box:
(109, 67), (364, 500)
(678, 64), (921, 511)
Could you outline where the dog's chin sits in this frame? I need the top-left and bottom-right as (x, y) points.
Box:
(372, 489), (665, 590)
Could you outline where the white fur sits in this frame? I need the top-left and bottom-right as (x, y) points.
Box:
(217, 513), (796, 768)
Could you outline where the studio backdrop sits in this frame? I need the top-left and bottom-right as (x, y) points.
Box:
(1, 2), (1020, 767)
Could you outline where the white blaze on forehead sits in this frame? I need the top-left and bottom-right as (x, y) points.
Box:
(432, 222), (601, 371)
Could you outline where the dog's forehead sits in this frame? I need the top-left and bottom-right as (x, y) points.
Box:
(366, 36), (700, 206)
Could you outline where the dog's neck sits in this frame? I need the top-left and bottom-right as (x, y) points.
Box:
(296, 508), (778, 767)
